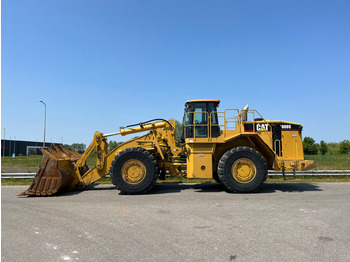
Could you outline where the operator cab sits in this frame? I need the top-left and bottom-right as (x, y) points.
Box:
(182, 99), (220, 140)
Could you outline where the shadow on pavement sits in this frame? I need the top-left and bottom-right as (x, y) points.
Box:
(61, 184), (116, 196)
(259, 183), (322, 193)
(149, 183), (225, 194)
(25, 182), (322, 197)
(148, 182), (322, 195)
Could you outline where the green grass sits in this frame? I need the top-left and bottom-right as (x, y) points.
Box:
(1, 155), (43, 167)
(266, 175), (350, 183)
(305, 154), (350, 170)
(1, 154), (99, 169)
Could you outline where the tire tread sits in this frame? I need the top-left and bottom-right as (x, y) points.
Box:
(217, 146), (267, 193)
(110, 147), (158, 194)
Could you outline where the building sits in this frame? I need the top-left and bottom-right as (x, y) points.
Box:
(1, 140), (61, 156)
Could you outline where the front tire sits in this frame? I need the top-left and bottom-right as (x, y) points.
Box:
(110, 147), (158, 194)
(217, 146), (267, 193)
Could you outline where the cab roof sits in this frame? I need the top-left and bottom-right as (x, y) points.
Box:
(185, 99), (220, 105)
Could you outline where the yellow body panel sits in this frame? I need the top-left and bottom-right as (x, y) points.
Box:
(186, 143), (215, 178)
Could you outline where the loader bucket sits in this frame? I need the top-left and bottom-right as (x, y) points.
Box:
(18, 144), (85, 196)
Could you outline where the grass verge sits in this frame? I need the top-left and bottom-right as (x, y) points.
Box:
(305, 154), (350, 170)
(1, 155), (108, 170)
(266, 175), (350, 183)
(1, 155), (42, 167)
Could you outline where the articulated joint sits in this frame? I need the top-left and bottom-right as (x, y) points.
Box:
(94, 131), (104, 144)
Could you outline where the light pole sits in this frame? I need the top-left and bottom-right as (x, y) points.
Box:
(2, 128), (5, 158)
(39, 100), (46, 148)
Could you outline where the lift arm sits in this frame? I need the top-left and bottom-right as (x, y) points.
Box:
(76, 120), (176, 187)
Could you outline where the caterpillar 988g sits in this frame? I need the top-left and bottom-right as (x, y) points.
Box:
(20, 100), (315, 196)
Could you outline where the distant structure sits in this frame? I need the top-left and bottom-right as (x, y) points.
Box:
(1, 140), (61, 156)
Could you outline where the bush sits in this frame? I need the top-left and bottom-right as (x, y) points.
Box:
(303, 137), (318, 155)
(175, 120), (183, 143)
(28, 150), (36, 156)
(64, 143), (86, 154)
(339, 140), (350, 154)
(326, 142), (339, 154)
(319, 140), (328, 155)
(108, 141), (124, 153)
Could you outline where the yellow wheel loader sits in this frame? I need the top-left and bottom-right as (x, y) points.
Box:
(20, 100), (315, 196)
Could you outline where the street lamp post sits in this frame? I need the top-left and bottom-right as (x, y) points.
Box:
(2, 128), (5, 158)
(39, 100), (46, 148)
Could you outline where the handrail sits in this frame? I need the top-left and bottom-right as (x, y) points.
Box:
(242, 109), (274, 146)
(184, 109), (241, 139)
(293, 139), (298, 161)
(183, 108), (275, 146)
(224, 109), (240, 132)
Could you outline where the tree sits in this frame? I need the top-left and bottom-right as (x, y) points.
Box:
(339, 140), (350, 155)
(174, 120), (183, 143)
(303, 137), (318, 155)
(108, 140), (124, 153)
(71, 143), (86, 153)
(64, 143), (86, 154)
(319, 140), (328, 155)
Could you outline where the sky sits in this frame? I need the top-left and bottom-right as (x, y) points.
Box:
(2, 0), (350, 146)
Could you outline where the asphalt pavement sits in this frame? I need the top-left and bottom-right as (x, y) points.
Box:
(2, 183), (350, 262)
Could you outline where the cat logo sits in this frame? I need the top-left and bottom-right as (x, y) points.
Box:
(256, 123), (270, 132)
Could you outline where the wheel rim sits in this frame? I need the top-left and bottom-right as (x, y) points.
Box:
(121, 159), (146, 184)
(231, 158), (256, 183)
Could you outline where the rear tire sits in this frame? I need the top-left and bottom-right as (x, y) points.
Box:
(110, 147), (158, 194)
(217, 146), (267, 193)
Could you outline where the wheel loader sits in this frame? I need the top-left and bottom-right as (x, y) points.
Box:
(20, 99), (315, 196)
